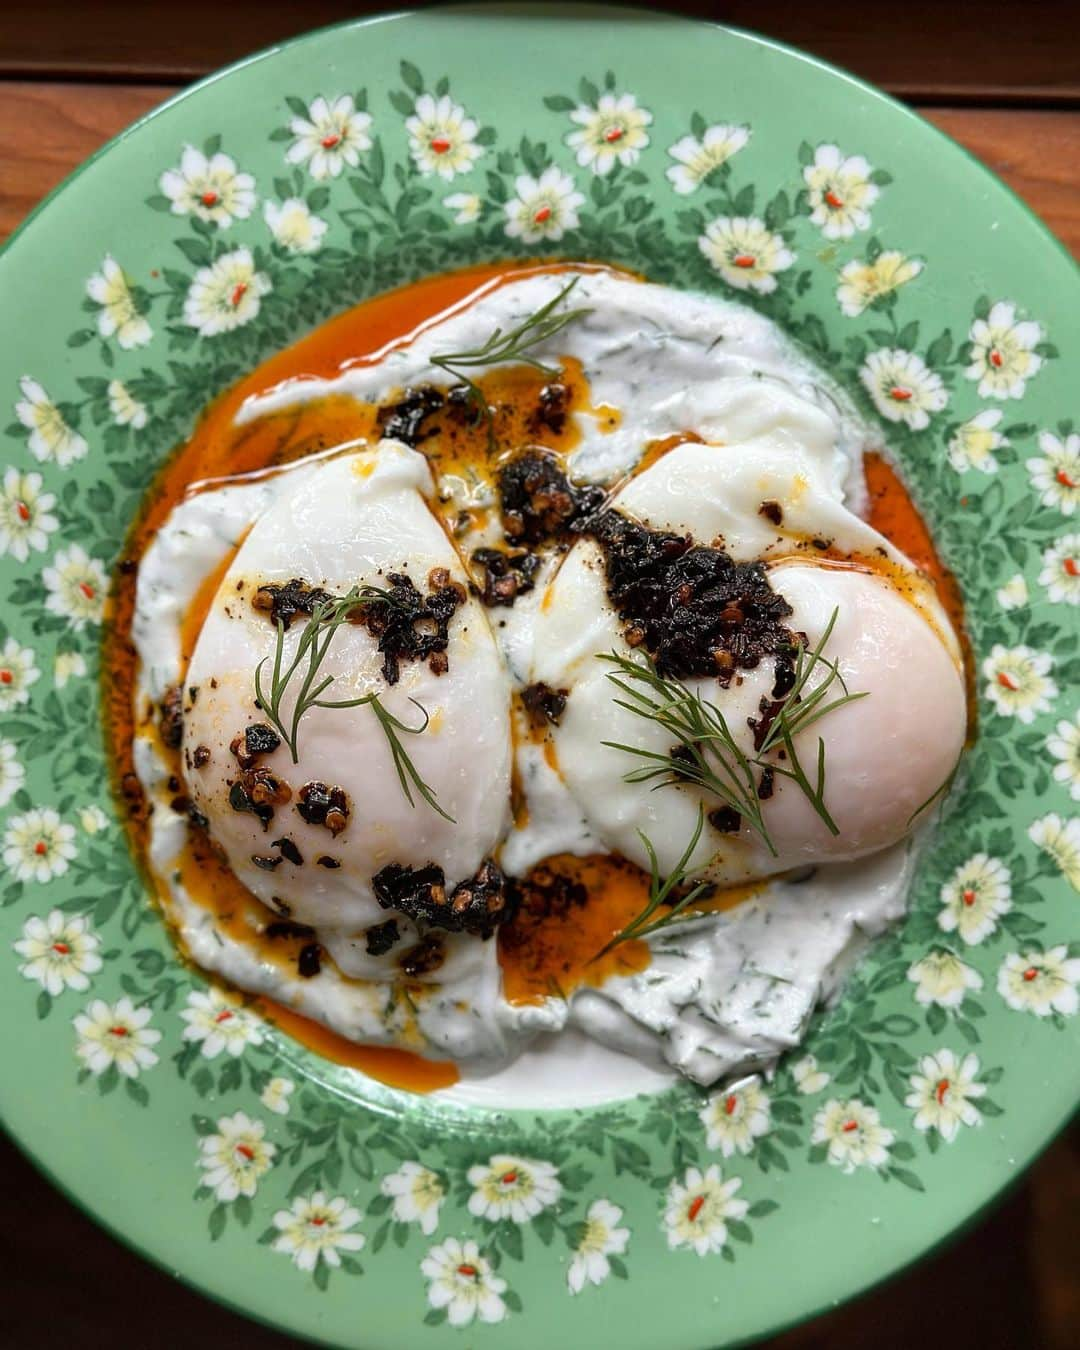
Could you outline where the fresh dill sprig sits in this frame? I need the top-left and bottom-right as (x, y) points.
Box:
(599, 607), (868, 847)
(755, 609), (866, 756)
(253, 584), (454, 821)
(600, 652), (775, 853)
(754, 609), (869, 835)
(254, 584), (392, 762)
(429, 276), (591, 448)
(366, 694), (450, 820)
(907, 753), (962, 826)
(591, 805), (711, 960)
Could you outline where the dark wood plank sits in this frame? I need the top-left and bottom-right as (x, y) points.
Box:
(0, 82), (167, 242)
(2, 84), (1077, 259)
(0, 1136), (293, 1348)
(924, 108), (1080, 259)
(0, 0), (1077, 104)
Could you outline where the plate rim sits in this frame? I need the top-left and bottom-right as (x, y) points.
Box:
(1, 6), (1077, 1347)
(3, 3), (1076, 277)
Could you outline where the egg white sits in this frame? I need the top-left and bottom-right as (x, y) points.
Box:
(130, 271), (966, 1101)
(531, 435), (966, 883)
(181, 442), (512, 980)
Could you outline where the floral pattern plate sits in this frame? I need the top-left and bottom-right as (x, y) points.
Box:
(1, 7), (1078, 1347)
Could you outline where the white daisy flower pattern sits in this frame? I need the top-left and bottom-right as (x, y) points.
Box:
(811, 1098), (894, 1173)
(860, 348), (948, 430)
(74, 996), (161, 1078)
(271, 1192), (365, 1272)
(907, 949), (983, 1008)
(836, 250), (922, 317)
(803, 144), (880, 239)
(966, 300), (1043, 400)
(0, 467), (57, 563)
(9, 98), (1075, 1251)
(996, 573), (1029, 610)
(791, 1054), (830, 1095)
(14, 377), (87, 467)
(938, 853), (1012, 945)
(198, 1111), (276, 1202)
(948, 409), (1007, 475)
(286, 95), (373, 181)
(567, 91), (652, 176)
(443, 192), (481, 224)
(699, 1080), (771, 1156)
(159, 146), (256, 227)
(3, 808), (77, 883)
(406, 93), (483, 180)
(0, 637), (40, 710)
(467, 1154), (561, 1224)
(421, 1237), (507, 1327)
(380, 1161), (445, 1236)
(699, 216), (795, 295)
(14, 910), (102, 996)
(982, 644), (1057, 722)
(43, 544), (106, 630)
(567, 1198), (630, 1294)
(0, 739), (25, 807)
(85, 256), (152, 350)
(906, 1050), (986, 1140)
(662, 1164), (747, 1256)
(1027, 432), (1080, 515)
(997, 946), (1080, 1017)
(1028, 814), (1080, 892)
(665, 123), (750, 195)
(54, 650), (87, 687)
(78, 804), (109, 835)
(503, 167), (584, 244)
(180, 986), (263, 1059)
(183, 248), (271, 337)
(107, 379), (148, 429)
(264, 198), (327, 255)
(1039, 535), (1080, 604)
(260, 1076), (295, 1115)
(1046, 715), (1080, 801)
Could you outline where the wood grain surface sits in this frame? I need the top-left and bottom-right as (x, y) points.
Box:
(1, 83), (1077, 256)
(0, 0), (1077, 103)
(1, 12), (1077, 1347)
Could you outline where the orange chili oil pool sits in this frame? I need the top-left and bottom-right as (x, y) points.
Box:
(255, 1000), (460, 1092)
(104, 259), (967, 1092)
(498, 853), (761, 1006)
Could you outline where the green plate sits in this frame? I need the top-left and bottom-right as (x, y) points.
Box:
(1, 6), (1077, 1346)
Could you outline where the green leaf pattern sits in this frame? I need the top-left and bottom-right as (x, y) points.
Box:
(2, 63), (1077, 1327)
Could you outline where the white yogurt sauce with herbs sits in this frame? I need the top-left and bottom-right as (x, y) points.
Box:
(131, 269), (951, 1106)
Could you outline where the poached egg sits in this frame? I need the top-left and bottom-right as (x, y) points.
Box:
(128, 268), (968, 1100)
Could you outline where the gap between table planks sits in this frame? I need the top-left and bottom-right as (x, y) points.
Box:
(0, 82), (1078, 258)
(1, 0), (1078, 105)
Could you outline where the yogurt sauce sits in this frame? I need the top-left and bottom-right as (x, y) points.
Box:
(132, 269), (931, 1106)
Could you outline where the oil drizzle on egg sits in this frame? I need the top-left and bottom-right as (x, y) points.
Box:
(175, 831), (461, 1093)
(106, 259), (967, 1090)
(498, 853), (761, 1006)
(105, 261), (608, 846)
(863, 451), (968, 649)
(254, 999), (460, 1092)
(178, 532), (247, 669)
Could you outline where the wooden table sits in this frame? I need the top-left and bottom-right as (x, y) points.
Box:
(1, 5), (1077, 1347)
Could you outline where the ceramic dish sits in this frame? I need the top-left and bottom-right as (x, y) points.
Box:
(1, 7), (1077, 1347)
